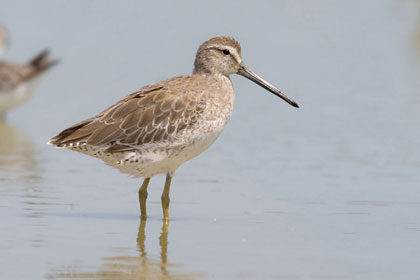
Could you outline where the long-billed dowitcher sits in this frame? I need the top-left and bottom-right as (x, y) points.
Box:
(49, 36), (299, 221)
(0, 26), (58, 121)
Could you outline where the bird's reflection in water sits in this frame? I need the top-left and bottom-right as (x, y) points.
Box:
(47, 220), (205, 280)
(0, 123), (51, 223)
(0, 123), (40, 185)
(136, 220), (174, 279)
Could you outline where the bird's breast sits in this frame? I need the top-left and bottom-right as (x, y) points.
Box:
(197, 74), (235, 128)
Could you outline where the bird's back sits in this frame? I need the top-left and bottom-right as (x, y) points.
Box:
(49, 73), (234, 177)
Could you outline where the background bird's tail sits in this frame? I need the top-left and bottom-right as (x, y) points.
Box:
(26, 49), (59, 80)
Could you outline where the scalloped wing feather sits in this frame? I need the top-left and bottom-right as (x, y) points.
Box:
(49, 76), (206, 151)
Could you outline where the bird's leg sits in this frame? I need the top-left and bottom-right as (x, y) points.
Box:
(138, 177), (151, 220)
(161, 173), (172, 221)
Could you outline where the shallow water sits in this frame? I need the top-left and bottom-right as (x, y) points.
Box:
(1, 0), (420, 279)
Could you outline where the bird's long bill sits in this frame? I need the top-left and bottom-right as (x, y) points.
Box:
(238, 65), (299, 108)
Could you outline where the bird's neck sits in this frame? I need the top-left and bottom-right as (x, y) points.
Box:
(192, 66), (231, 81)
(192, 72), (234, 108)
(193, 59), (229, 78)
(192, 71), (232, 89)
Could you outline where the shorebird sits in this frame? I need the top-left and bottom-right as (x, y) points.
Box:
(0, 26), (58, 121)
(49, 36), (299, 221)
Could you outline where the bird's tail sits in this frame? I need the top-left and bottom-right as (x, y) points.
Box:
(26, 49), (59, 80)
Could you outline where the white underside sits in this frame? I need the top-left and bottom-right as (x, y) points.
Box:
(0, 79), (39, 114)
(67, 126), (225, 178)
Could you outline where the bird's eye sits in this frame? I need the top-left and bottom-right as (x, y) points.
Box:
(222, 49), (230, 55)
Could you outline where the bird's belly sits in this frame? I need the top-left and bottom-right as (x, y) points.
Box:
(70, 126), (225, 178)
(0, 80), (38, 113)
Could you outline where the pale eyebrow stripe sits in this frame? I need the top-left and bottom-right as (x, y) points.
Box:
(205, 45), (242, 64)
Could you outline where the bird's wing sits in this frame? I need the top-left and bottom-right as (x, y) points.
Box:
(49, 75), (207, 152)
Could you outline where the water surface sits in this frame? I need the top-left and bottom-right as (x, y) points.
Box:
(1, 1), (420, 279)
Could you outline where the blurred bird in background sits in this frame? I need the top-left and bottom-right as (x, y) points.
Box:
(0, 25), (58, 122)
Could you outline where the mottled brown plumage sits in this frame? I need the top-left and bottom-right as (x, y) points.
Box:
(49, 36), (299, 221)
(50, 75), (225, 150)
